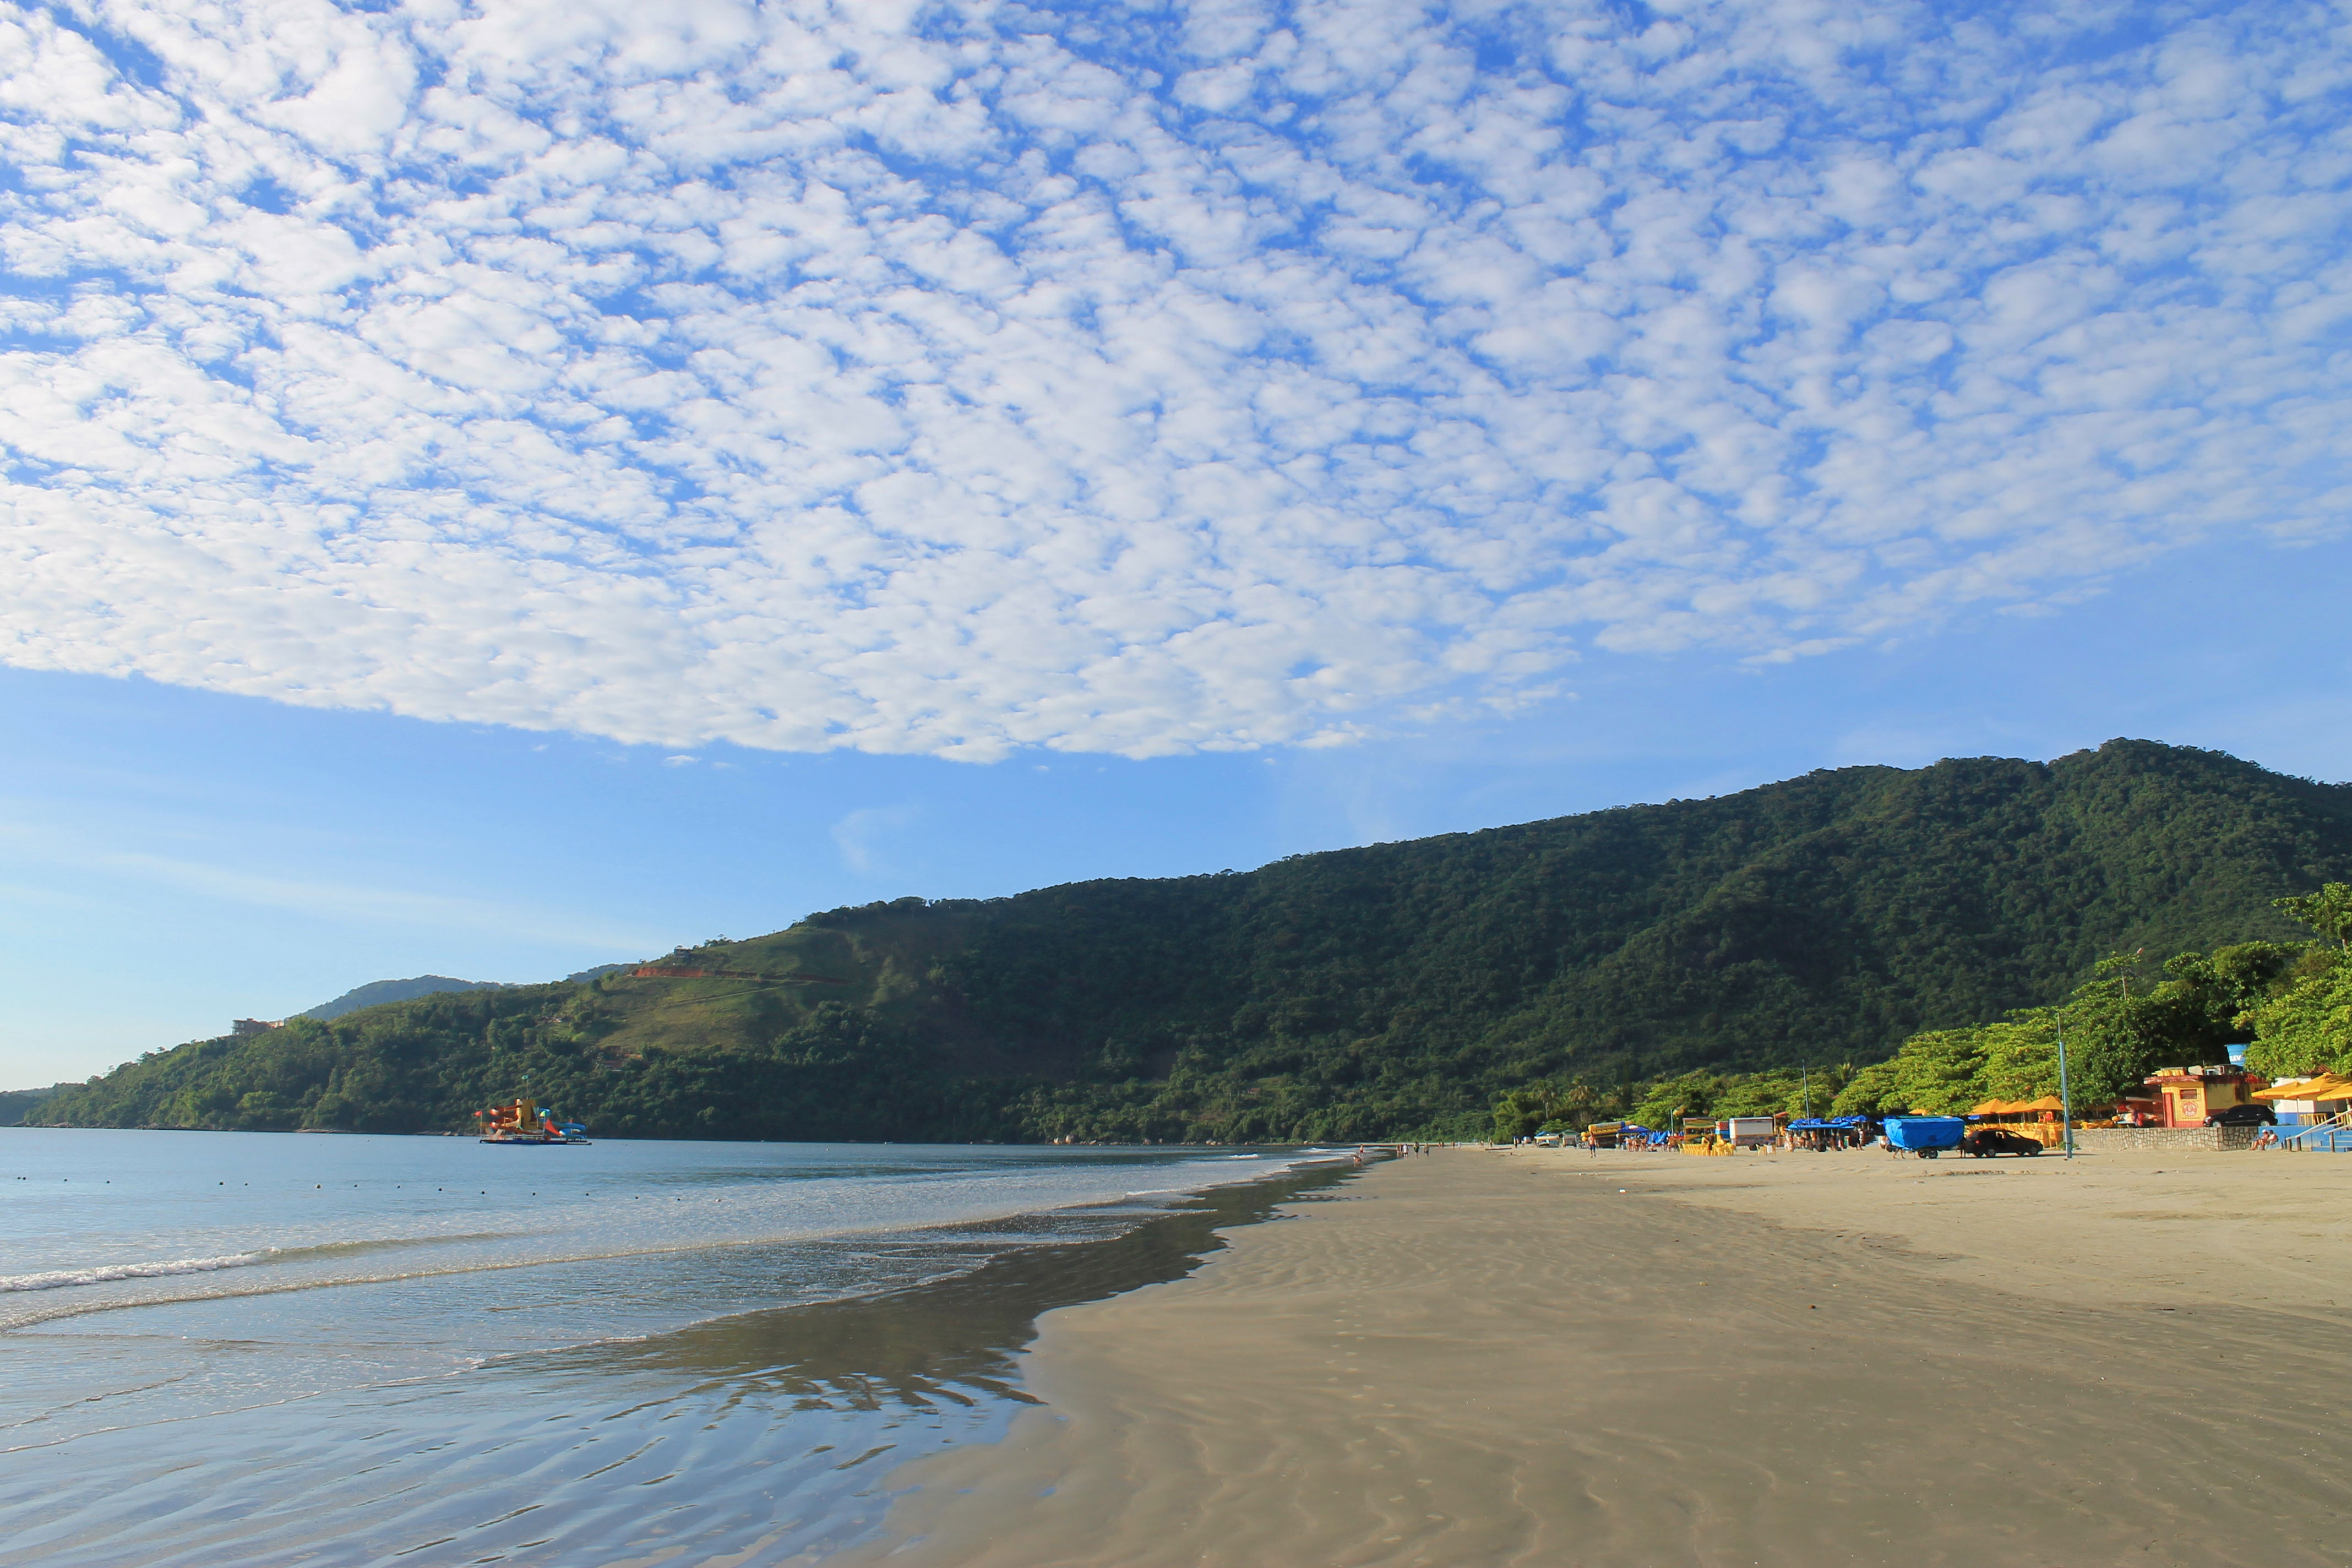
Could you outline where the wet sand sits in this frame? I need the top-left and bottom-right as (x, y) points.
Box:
(842, 1146), (2352, 1567)
(0, 1167), (1348, 1568)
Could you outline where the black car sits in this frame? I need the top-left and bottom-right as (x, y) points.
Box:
(2206, 1102), (2277, 1126)
(1962, 1128), (2044, 1157)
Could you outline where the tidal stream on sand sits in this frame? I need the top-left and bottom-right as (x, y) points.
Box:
(0, 1129), (1346, 1566)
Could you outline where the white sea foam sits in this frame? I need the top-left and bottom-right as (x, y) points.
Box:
(0, 1251), (269, 1293)
(0, 1141), (1324, 1338)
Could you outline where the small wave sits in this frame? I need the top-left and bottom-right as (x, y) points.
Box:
(0, 1252), (270, 1294)
(1223, 1154), (1260, 1159)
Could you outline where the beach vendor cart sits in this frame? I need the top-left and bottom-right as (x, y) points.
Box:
(1882, 1115), (1967, 1158)
(1967, 1096), (2068, 1148)
(1678, 1116), (1727, 1155)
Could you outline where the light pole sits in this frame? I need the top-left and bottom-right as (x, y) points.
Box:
(2054, 1019), (2075, 1159)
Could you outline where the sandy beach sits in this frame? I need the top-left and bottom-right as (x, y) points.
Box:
(842, 1146), (2352, 1567)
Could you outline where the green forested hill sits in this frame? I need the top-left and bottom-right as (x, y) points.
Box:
(39, 740), (2352, 1142)
(296, 975), (510, 1021)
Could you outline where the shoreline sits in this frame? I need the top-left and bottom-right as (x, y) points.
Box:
(542, 1159), (1358, 1400)
(0, 1140), (1351, 1340)
(1, 1146), (1349, 1567)
(837, 1146), (2352, 1566)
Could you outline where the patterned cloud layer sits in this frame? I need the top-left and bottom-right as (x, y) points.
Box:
(3, 1), (2344, 756)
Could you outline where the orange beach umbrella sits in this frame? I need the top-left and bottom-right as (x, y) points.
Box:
(2254, 1075), (2352, 1102)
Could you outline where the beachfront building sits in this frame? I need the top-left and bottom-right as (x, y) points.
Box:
(2141, 1066), (2263, 1128)
(2252, 1074), (2352, 1130)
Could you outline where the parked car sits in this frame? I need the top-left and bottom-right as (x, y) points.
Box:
(1962, 1127), (2044, 1157)
(2206, 1102), (2277, 1126)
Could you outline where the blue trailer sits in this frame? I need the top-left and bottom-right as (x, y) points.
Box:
(1882, 1115), (1967, 1158)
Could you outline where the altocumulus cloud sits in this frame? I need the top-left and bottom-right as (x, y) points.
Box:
(1, 1), (2346, 759)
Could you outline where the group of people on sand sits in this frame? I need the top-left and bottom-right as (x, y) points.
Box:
(1351, 1143), (1432, 1165)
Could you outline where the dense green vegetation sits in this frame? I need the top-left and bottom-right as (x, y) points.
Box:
(1821, 939), (2307, 1115)
(2240, 884), (2352, 1080)
(0, 1086), (61, 1126)
(1491, 1063), (1867, 1140)
(36, 741), (2352, 1143)
(1602, 887), (2351, 1126)
(296, 975), (510, 1022)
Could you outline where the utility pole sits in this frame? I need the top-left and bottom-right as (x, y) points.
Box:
(1802, 1063), (1812, 1120)
(2055, 1019), (2076, 1159)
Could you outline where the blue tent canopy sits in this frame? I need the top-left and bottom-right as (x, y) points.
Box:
(1883, 1115), (1967, 1151)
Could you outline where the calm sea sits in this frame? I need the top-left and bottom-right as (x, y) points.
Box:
(0, 1129), (1346, 1565)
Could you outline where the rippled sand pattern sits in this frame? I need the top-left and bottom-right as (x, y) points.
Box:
(2, 1317), (999, 1566)
(851, 1150), (2352, 1567)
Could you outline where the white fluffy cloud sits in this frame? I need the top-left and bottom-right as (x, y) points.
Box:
(1, 0), (2345, 758)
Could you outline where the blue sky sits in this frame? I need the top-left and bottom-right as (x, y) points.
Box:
(2, 0), (2347, 1084)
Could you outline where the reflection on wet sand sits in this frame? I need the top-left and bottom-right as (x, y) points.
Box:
(3, 1163), (1348, 1568)
(554, 1163), (1353, 1413)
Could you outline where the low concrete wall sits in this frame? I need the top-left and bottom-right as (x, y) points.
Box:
(2070, 1125), (2261, 1153)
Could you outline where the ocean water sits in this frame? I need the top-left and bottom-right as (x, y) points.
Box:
(0, 1129), (1346, 1566)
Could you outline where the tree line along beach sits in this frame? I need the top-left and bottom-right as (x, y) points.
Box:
(18, 743), (2352, 1148)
